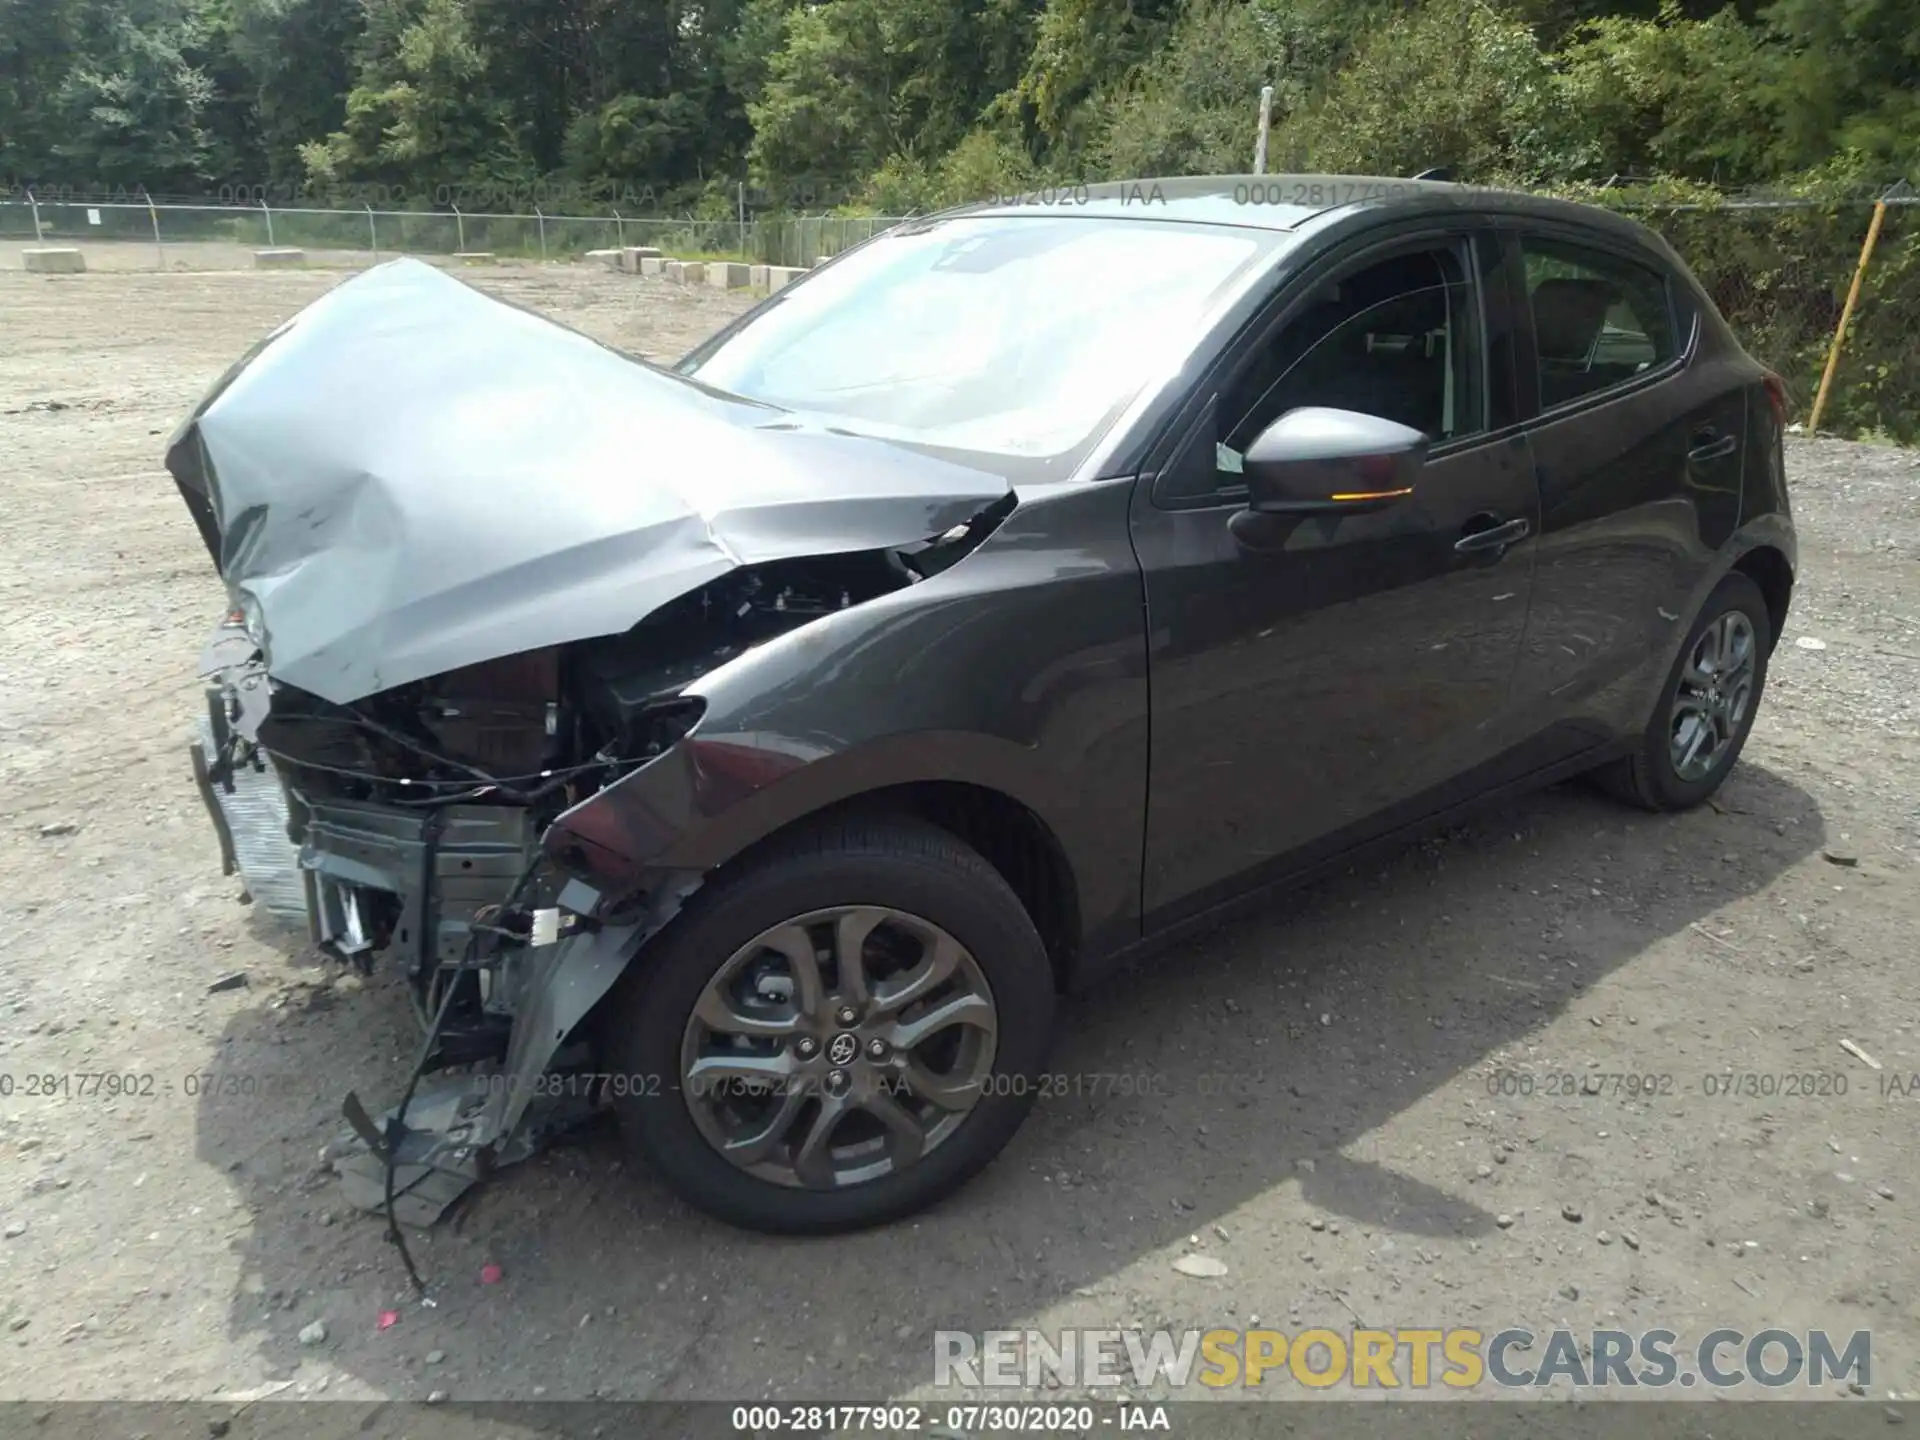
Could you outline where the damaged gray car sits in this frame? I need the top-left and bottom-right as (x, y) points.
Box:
(175, 176), (1794, 1236)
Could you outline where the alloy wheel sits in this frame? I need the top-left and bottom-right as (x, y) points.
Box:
(679, 906), (999, 1189)
(1669, 610), (1757, 782)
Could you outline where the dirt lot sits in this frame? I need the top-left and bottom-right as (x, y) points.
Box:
(0, 258), (1916, 1411)
(0, 238), (397, 272)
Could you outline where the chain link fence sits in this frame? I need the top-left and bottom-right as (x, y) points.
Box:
(0, 197), (904, 268)
(3, 188), (1913, 441)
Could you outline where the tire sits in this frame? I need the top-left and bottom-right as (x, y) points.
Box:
(599, 813), (1055, 1233)
(1593, 572), (1772, 811)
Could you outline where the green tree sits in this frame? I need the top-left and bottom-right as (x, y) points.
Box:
(1554, 3), (1779, 184)
(1006, 0), (1180, 158)
(1281, 0), (1571, 181)
(749, 0), (1029, 195)
(228, 0), (362, 184)
(300, 0), (528, 196)
(469, 0), (677, 177)
(51, 0), (230, 189)
(1100, 2), (1276, 176)
(1497, 0), (1768, 45)
(1099, 0), (1380, 176)
(861, 127), (1034, 210)
(563, 91), (710, 189)
(0, 0), (85, 182)
(1763, 0), (1920, 179)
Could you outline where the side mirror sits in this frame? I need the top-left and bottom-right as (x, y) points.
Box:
(1241, 407), (1427, 516)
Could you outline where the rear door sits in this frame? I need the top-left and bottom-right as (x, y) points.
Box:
(1505, 228), (1747, 754)
(1132, 224), (1541, 925)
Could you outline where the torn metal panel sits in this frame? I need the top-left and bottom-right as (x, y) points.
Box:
(165, 257), (1012, 705)
(332, 1072), (598, 1227)
(480, 910), (648, 1143)
(329, 908), (652, 1225)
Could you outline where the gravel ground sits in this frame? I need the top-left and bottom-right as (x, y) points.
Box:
(0, 260), (1916, 1410)
(0, 239), (390, 272)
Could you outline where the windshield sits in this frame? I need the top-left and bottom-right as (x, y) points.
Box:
(680, 216), (1275, 478)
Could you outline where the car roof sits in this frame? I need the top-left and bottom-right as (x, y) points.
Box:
(935, 173), (1669, 254)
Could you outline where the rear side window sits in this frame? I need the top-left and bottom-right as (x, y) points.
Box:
(1521, 238), (1676, 409)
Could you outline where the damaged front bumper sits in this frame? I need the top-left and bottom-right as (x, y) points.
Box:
(188, 627), (661, 1226)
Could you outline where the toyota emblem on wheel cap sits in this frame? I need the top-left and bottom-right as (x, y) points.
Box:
(827, 1032), (860, 1066)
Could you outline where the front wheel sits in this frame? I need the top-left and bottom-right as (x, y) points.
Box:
(1594, 571), (1772, 810)
(600, 815), (1055, 1233)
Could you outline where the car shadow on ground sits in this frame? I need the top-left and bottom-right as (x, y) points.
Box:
(195, 760), (1824, 1401)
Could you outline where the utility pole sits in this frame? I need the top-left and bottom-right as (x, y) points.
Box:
(1253, 86), (1274, 175)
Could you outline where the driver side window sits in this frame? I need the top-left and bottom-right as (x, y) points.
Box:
(1213, 243), (1485, 483)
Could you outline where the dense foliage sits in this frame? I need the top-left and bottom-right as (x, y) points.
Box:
(2, 0), (1915, 210)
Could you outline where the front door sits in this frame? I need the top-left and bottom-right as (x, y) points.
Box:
(1133, 230), (1540, 924)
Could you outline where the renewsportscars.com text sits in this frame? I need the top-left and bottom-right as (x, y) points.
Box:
(934, 1326), (1871, 1391)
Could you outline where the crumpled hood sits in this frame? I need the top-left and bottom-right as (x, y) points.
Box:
(166, 257), (1012, 704)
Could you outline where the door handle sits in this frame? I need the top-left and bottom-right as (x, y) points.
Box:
(1454, 515), (1530, 554)
(1689, 430), (1738, 462)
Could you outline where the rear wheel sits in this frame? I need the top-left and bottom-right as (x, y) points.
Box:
(601, 814), (1054, 1233)
(1594, 571), (1771, 811)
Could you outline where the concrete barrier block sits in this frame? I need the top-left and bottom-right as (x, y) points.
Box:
(767, 265), (807, 292)
(749, 264), (769, 289)
(640, 256), (667, 276)
(620, 246), (663, 273)
(23, 247), (85, 274)
(680, 262), (706, 284)
(252, 248), (307, 269)
(452, 252), (496, 265)
(663, 260), (685, 281)
(586, 248), (622, 268)
(707, 262), (751, 290)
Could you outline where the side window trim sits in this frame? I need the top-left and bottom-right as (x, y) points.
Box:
(1505, 222), (1689, 424)
(1147, 225), (1494, 511)
(1478, 226), (1528, 433)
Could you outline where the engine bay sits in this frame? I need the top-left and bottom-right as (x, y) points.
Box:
(251, 549), (920, 817)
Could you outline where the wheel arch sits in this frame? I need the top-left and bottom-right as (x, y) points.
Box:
(547, 722), (1098, 994)
(1731, 543), (1794, 653)
(1619, 518), (1794, 750)
(696, 779), (1083, 994)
